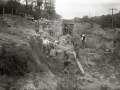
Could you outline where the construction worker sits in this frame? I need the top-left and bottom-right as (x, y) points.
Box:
(63, 54), (71, 74)
(35, 21), (39, 34)
(49, 46), (58, 67)
(81, 34), (86, 49)
(49, 46), (58, 57)
(74, 43), (80, 59)
(42, 37), (50, 54)
(63, 51), (69, 60)
(66, 34), (71, 44)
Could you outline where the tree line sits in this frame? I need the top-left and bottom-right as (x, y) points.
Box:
(78, 12), (120, 29)
(82, 12), (120, 29)
(0, 0), (61, 20)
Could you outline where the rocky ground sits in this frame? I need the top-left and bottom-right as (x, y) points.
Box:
(48, 43), (120, 90)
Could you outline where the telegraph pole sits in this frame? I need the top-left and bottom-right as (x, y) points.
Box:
(89, 12), (90, 18)
(109, 8), (117, 30)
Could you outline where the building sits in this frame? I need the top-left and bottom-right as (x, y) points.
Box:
(62, 19), (74, 36)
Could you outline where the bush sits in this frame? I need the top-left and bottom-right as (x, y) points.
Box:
(0, 43), (30, 76)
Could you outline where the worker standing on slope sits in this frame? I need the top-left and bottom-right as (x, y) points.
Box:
(63, 51), (69, 60)
(66, 34), (72, 44)
(81, 34), (86, 49)
(74, 43), (80, 59)
(42, 37), (50, 54)
(49, 46), (58, 67)
(63, 54), (71, 75)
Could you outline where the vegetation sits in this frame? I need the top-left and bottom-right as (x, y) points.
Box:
(80, 12), (120, 28)
(0, 0), (58, 77)
(110, 32), (120, 71)
(0, 43), (31, 76)
(0, 0), (61, 20)
(0, 41), (47, 76)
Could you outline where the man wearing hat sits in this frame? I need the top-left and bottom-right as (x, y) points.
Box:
(81, 34), (86, 49)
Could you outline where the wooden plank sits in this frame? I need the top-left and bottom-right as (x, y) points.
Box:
(73, 51), (76, 59)
(66, 24), (73, 31)
(73, 52), (85, 75)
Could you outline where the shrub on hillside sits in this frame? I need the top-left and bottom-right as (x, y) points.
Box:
(0, 43), (31, 76)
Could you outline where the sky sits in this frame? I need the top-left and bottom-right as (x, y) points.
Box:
(55, 0), (120, 19)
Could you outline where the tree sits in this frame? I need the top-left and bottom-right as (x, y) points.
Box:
(0, 0), (61, 20)
(44, 0), (55, 19)
(81, 15), (89, 23)
(37, 0), (43, 18)
(25, 0), (28, 16)
(0, 0), (22, 15)
(0, 0), (8, 15)
(23, 0), (36, 16)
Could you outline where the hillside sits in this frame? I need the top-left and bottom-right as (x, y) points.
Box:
(0, 14), (37, 45)
(0, 15), (120, 90)
(0, 15), (57, 90)
(73, 23), (120, 50)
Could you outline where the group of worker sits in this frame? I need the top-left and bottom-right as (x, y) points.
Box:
(41, 36), (59, 55)
(41, 34), (86, 74)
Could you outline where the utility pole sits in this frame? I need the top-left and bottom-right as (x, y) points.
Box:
(109, 8), (117, 30)
(89, 12), (90, 18)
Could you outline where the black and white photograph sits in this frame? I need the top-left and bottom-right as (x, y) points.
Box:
(0, 0), (120, 90)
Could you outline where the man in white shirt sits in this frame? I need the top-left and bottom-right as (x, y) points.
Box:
(42, 37), (50, 53)
(81, 34), (86, 49)
(49, 46), (58, 67)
